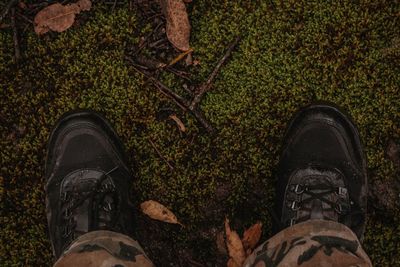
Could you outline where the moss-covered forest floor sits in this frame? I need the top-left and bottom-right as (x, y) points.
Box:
(1, 1), (399, 266)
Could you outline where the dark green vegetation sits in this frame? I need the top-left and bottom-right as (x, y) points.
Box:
(1, 1), (399, 266)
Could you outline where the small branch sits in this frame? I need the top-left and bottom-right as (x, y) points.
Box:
(165, 66), (192, 82)
(127, 56), (189, 110)
(111, 0), (118, 12)
(186, 258), (205, 267)
(16, 12), (33, 24)
(189, 36), (241, 111)
(191, 108), (215, 134)
(0, 0), (19, 24)
(148, 139), (174, 170)
(134, 22), (163, 56)
(168, 48), (193, 67)
(11, 8), (21, 64)
(127, 56), (215, 133)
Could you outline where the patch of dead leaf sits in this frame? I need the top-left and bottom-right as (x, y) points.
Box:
(223, 218), (263, 267)
(140, 200), (183, 226)
(242, 221), (262, 256)
(169, 114), (186, 132)
(34, 0), (92, 35)
(224, 218), (246, 267)
(158, 0), (191, 51)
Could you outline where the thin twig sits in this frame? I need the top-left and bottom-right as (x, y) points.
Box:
(148, 139), (174, 170)
(186, 258), (205, 267)
(149, 38), (168, 48)
(181, 84), (194, 96)
(0, 0), (19, 24)
(191, 108), (215, 133)
(127, 56), (189, 110)
(127, 56), (215, 133)
(189, 36), (241, 110)
(111, 0), (118, 12)
(134, 22), (163, 56)
(168, 48), (193, 67)
(16, 12), (33, 24)
(11, 8), (20, 64)
(165, 66), (192, 82)
(26, 2), (48, 15)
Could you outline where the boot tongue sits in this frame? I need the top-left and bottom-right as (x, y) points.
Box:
(310, 199), (324, 220)
(74, 199), (91, 234)
(296, 174), (340, 222)
(60, 169), (116, 237)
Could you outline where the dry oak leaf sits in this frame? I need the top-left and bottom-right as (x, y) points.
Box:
(159, 0), (191, 51)
(140, 200), (182, 225)
(34, 0), (92, 35)
(225, 218), (246, 267)
(242, 221), (262, 253)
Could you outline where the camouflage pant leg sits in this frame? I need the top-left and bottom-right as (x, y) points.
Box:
(53, 230), (154, 267)
(244, 219), (372, 267)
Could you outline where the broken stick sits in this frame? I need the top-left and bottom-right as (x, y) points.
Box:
(189, 36), (241, 111)
(127, 55), (215, 133)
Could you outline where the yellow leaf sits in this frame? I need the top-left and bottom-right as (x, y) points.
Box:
(225, 218), (246, 267)
(168, 48), (193, 66)
(140, 200), (181, 225)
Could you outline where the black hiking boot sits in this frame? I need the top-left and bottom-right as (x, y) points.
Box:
(275, 103), (367, 241)
(45, 111), (135, 258)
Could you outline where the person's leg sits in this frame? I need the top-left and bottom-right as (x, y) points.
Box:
(54, 230), (153, 267)
(244, 219), (371, 267)
(45, 111), (154, 266)
(245, 103), (371, 267)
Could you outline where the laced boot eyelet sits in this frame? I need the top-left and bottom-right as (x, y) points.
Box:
(294, 184), (304, 194)
(291, 201), (301, 211)
(336, 187), (348, 196)
(103, 201), (113, 212)
(335, 203), (343, 214)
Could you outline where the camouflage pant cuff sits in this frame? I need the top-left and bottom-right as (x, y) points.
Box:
(54, 230), (154, 267)
(244, 219), (372, 267)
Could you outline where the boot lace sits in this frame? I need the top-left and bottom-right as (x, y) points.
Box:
(287, 183), (350, 226)
(60, 166), (121, 248)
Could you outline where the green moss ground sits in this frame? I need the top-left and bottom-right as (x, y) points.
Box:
(1, 1), (400, 266)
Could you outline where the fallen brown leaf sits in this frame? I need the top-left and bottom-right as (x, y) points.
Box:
(169, 114), (186, 132)
(76, 0), (92, 11)
(227, 258), (240, 267)
(242, 221), (262, 253)
(34, 0), (92, 35)
(225, 218), (246, 267)
(159, 0), (191, 51)
(140, 200), (182, 225)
